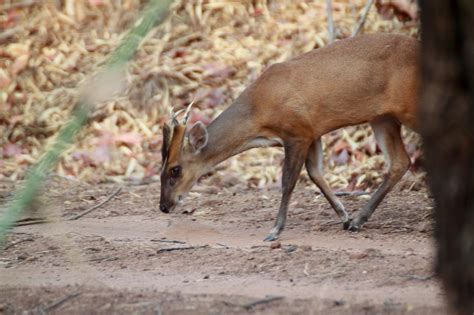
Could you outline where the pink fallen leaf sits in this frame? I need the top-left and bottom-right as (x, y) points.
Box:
(91, 145), (111, 164)
(194, 88), (210, 99)
(332, 139), (350, 153)
(332, 149), (350, 166)
(375, 0), (418, 21)
(3, 143), (22, 158)
(88, 0), (103, 6)
(72, 151), (95, 166)
(188, 111), (212, 126)
(353, 150), (365, 162)
(0, 10), (21, 29)
(193, 88), (225, 109)
(206, 88), (225, 108)
(113, 133), (142, 146)
(202, 63), (235, 81)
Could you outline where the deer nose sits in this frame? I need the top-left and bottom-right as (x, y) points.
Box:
(160, 204), (169, 213)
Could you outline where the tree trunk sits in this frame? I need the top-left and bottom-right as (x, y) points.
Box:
(419, 1), (474, 314)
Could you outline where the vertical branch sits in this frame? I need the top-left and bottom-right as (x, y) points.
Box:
(352, 0), (375, 37)
(419, 0), (474, 314)
(326, 0), (334, 43)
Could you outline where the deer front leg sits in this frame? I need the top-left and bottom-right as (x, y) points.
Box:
(306, 138), (350, 229)
(264, 140), (309, 241)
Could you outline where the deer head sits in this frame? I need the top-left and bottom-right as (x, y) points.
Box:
(159, 101), (209, 213)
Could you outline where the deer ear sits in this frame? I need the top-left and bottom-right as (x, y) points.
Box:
(161, 124), (171, 164)
(188, 121), (208, 153)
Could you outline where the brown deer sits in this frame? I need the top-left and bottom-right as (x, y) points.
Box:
(160, 33), (419, 241)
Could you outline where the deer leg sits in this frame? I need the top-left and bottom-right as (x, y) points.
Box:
(264, 140), (309, 241)
(306, 138), (350, 229)
(348, 116), (411, 231)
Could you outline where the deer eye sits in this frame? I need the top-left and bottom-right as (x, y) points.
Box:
(170, 166), (181, 178)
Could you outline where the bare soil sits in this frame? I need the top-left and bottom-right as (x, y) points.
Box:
(0, 177), (445, 314)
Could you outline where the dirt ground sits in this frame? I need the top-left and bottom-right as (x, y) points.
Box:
(0, 176), (445, 314)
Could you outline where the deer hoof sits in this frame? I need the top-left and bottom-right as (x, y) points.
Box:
(348, 220), (361, 232)
(343, 220), (351, 230)
(263, 233), (279, 242)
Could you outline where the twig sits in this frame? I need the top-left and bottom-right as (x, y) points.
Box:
(0, 27), (22, 44)
(243, 296), (283, 310)
(250, 245), (268, 249)
(352, 0), (375, 37)
(320, 219), (341, 226)
(151, 239), (186, 244)
(326, 0), (335, 43)
(14, 218), (49, 226)
(349, 0), (357, 18)
(407, 274), (434, 281)
(333, 190), (371, 197)
(42, 291), (81, 312)
(68, 187), (122, 220)
(3, 237), (34, 250)
(303, 263), (310, 276)
(157, 245), (208, 253)
(89, 256), (118, 263)
(216, 242), (229, 248)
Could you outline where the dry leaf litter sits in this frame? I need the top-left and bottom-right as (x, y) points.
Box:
(0, 0), (423, 193)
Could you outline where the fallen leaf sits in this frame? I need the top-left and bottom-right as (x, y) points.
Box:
(0, 69), (11, 89)
(10, 54), (29, 76)
(88, 0), (103, 6)
(3, 143), (22, 158)
(332, 149), (350, 166)
(113, 133), (142, 146)
(6, 43), (29, 57)
(375, 0), (418, 21)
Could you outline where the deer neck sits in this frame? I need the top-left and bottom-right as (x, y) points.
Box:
(197, 96), (255, 172)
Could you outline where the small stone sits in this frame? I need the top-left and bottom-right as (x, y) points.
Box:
(349, 250), (369, 259)
(300, 245), (312, 252)
(334, 299), (345, 306)
(17, 253), (28, 260)
(203, 275), (210, 279)
(270, 241), (281, 249)
(416, 222), (432, 233)
(284, 245), (297, 253)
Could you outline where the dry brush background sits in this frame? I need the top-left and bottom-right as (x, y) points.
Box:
(0, 0), (421, 192)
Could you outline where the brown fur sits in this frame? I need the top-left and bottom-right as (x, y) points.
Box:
(160, 33), (420, 240)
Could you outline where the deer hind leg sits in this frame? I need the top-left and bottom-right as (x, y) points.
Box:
(348, 116), (411, 231)
(264, 140), (309, 241)
(305, 138), (350, 228)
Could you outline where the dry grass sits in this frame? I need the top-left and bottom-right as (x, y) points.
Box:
(0, 0), (421, 190)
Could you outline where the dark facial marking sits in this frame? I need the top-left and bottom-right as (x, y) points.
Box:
(161, 124), (171, 165)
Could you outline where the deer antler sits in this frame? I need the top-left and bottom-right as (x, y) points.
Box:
(182, 98), (195, 124)
(169, 99), (195, 126)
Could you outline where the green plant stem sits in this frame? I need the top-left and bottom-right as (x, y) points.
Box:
(0, 0), (174, 245)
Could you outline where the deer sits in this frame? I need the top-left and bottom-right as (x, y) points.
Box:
(159, 33), (419, 241)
